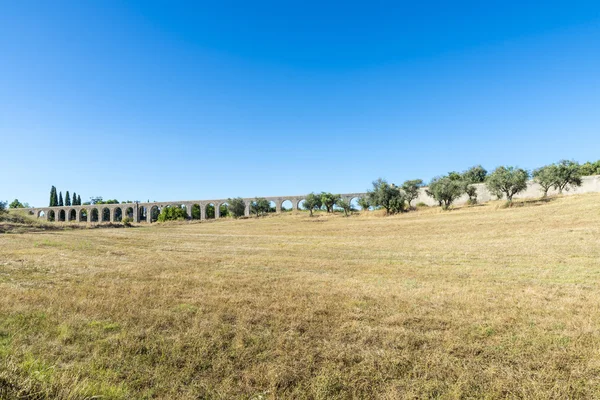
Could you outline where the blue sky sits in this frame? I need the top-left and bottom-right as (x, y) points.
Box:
(1, 1), (599, 207)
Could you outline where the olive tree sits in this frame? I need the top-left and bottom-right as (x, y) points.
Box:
(462, 165), (488, 183)
(250, 197), (270, 217)
(580, 160), (600, 176)
(553, 160), (582, 194)
(227, 197), (246, 218)
(320, 192), (341, 213)
(336, 199), (353, 216)
(466, 185), (478, 205)
(486, 166), (529, 202)
(357, 197), (371, 211)
(427, 176), (467, 209)
(302, 193), (321, 216)
(367, 178), (407, 214)
(402, 179), (424, 209)
(532, 165), (556, 197)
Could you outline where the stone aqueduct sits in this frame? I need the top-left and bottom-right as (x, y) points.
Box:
(30, 194), (366, 223)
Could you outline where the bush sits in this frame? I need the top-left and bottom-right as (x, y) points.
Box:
(122, 217), (133, 226)
(0, 201), (6, 214)
(227, 197), (246, 218)
(157, 206), (188, 222)
(415, 202), (428, 208)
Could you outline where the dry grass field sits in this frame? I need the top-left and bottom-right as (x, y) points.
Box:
(1, 194), (600, 399)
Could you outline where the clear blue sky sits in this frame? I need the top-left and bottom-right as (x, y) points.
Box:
(2, 1), (599, 207)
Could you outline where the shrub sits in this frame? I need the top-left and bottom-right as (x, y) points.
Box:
(157, 206), (188, 222)
(415, 202), (428, 208)
(122, 217), (133, 226)
(0, 201), (6, 214)
(486, 166), (529, 202)
(227, 197), (246, 218)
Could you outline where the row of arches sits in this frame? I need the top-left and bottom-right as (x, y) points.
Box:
(36, 196), (367, 223)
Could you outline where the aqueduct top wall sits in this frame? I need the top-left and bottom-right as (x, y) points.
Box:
(24, 175), (600, 223)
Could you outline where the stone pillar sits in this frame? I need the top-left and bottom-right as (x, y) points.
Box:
(200, 204), (206, 220)
(276, 200), (282, 213)
(76, 209), (81, 222)
(146, 206), (152, 223)
(133, 205), (140, 223)
(110, 208), (115, 223)
(244, 201), (250, 217)
(187, 204), (194, 220)
(215, 204), (220, 219)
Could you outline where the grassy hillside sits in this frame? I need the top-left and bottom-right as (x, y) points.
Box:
(1, 194), (600, 399)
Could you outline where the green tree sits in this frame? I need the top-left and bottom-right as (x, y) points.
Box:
(219, 204), (229, 218)
(553, 160), (582, 194)
(65, 191), (71, 206)
(0, 201), (6, 214)
(9, 199), (24, 208)
(357, 197), (371, 211)
(157, 206), (188, 222)
(77, 195), (81, 205)
(462, 165), (488, 183)
(302, 193), (321, 216)
(402, 179), (424, 208)
(58, 192), (64, 207)
(447, 171), (462, 181)
(427, 176), (467, 209)
(191, 204), (201, 219)
(227, 197), (246, 218)
(532, 165), (556, 197)
(466, 185), (478, 205)
(73, 192), (78, 205)
(580, 160), (600, 176)
(49, 186), (58, 207)
(251, 197), (270, 217)
(336, 198), (352, 216)
(486, 166), (529, 202)
(320, 192), (341, 213)
(367, 178), (407, 214)
(205, 204), (215, 219)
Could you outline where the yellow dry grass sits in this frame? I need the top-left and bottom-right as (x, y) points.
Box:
(1, 194), (600, 399)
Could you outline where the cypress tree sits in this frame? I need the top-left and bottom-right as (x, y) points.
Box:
(58, 192), (64, 207)
(73, 192), (77, 205)
(65, 191), (71, 206)
(50, 186), (58, 207)
(77, 195), (81, 205)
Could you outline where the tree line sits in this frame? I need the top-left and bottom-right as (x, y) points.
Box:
(4, 158), (599, 221)
(49, 186), (82, 207)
